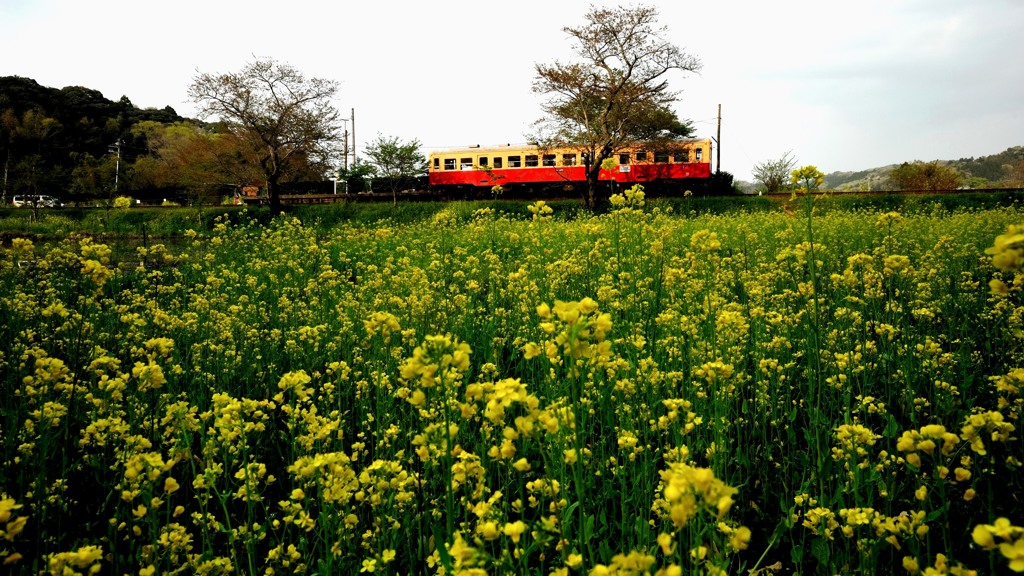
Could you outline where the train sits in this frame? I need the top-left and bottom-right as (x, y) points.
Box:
(239, 138), (717, 205)
(427, 138), (713, 196)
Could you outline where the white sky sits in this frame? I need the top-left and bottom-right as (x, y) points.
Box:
(2, 0), (1023, 181)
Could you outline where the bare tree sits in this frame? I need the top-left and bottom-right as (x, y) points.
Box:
(751, 151), (797, 193)
(189, 58), (343, 214)
(532, 4), (702, 209)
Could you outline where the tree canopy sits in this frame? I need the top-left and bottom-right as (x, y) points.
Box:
(363, 135), (427, 204)
(751, 151), (797, 194)
(188, 59), (343, 213)
(532, 4), (701, 208)
(887, 161), (963, 191)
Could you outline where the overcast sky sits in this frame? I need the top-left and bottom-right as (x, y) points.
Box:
(3, 0), (1022, 181)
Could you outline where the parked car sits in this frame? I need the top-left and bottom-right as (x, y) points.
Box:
(11, 194), (62, 208)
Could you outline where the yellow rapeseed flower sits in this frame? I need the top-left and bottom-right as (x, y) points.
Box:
(163, 477), (180, 494)
(999, 538), (1024, 572)
(657, 532), (674, 555)
(986, 225), (1024, 271)
(503, 520), (527, 543)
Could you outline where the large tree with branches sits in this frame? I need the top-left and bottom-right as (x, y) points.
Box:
(532, 4), (702, 209)
(189, 58), (343, 214)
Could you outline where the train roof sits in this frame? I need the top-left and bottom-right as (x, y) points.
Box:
(427, 138), (711, 156)
(428, 143), (540, 155)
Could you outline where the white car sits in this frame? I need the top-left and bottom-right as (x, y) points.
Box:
(11, 195), (62, 208)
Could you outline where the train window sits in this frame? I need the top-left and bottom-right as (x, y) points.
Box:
(433, 158), (440, 169)
(619, 153), (630, 164)
(493, 157), (503, 168)
(562, 153), (577, 166)
(542, 154), (556, 167)
(460, 158), (473, 170)
(508, 155), (521, 168)
(525, 155), (538, 167)
(654, 152), (668, 163)
(444, 158), (456, 170)
(695, 148), (703, 161)
(674, 150), (689, 163)
(636, 151), (648, 162)
(479, 157), (489, 166)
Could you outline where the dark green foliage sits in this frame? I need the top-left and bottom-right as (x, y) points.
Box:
(816, 189), (1024, 214)
(5, 191), (1024, 241)
(1, 76), (187, 203)
(647, 194), (777, 215)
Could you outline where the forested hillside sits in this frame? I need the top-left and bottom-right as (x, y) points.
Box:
(1, 76), (187, 202)
(2, 75), (345, 206)
(824, 146), (1024, 191)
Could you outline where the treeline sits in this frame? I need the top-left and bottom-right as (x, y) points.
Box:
(1, 76), (340, 206)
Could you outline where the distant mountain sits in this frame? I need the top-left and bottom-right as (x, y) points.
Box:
(823, 146), (1024, 191)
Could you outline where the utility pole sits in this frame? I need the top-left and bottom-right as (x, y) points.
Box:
(351, 108), (356, 165)
(340, 118), (349, 170)
(2, 150), (9, 205)
(716, 104), (721, 175)
(109, 139), (122, 194)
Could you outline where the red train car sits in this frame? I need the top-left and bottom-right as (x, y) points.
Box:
(427, 139), (712, 193)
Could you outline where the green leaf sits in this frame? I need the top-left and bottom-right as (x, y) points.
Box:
(811, 537), (831, 567)
(584, 514), (595, 541)
(883, 414), (900, 438)
(431, 523), (454, 571)
(925, 502), (950, 523)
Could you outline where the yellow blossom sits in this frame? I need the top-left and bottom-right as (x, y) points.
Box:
(1000, 539), (1024, 572)
(164, 477), (180, 494)
(503, 520), (527, 543)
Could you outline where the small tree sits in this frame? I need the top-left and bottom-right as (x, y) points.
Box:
(337, 162), (377, 194)
(189, 58), (343, 214)
(363, 135), (427, 205)
(752, 151), (797, 193)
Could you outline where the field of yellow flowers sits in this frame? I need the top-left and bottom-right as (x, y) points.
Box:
(2, 194), (1024, 575)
